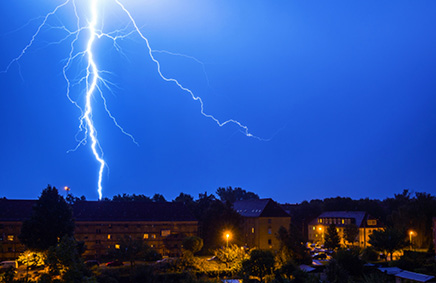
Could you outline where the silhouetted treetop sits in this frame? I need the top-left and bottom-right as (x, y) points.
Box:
(216, 186), (259, 203)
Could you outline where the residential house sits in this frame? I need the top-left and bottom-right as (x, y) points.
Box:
(308, 211), (383, 248)
(0, 199), (198, 260)
(233, 199), (291, 250)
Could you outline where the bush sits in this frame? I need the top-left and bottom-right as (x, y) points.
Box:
(334, 248), (363, 277)
(361, 247), (379, 262)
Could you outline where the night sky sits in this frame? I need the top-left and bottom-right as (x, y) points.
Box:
(1, 0), (435, 202)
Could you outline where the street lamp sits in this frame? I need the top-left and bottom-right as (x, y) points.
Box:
(224, 231), (231, 248)
(409, 231), (416, 250)
(318, 227), (324, 244)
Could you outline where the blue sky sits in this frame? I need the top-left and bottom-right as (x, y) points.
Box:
(1, 0), (435, 202)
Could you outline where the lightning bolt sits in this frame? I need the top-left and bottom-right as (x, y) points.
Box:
(2, 0), (263, 200)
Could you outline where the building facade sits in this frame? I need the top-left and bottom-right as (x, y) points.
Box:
(233, 199), (291, 250)
(308, 211), (383, 248)
(0, 200), (198, 260)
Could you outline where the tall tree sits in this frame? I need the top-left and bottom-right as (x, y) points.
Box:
(368, 227), (408, 261)
(276, 225), (311, 265)
(19, 185), (74, 251)
(193, 192), (242, 250)
(324, 224), (341, 250)
(46, 236), (92, 282)
(173, 193), (195, 207)
(344, 224), (359, 246)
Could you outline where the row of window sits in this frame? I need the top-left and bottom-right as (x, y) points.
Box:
(78, 231), (171, 241)
(0, 235), (14, 241)
(318, 218), (352, 225)
(250, 227), (272, 234)
(76, 223), (176, 229)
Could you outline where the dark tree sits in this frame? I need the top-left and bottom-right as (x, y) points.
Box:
(46, 236), (91, 281)
(112, 193), (152, 202)
(152, 193), (167, 203)
(216, 186), (259, 204)
(195, 194), (243, 250)
(242, 249), (275, 283)
(276, 225), (311, 264)
(334, 248), (364, 277)
(108, 236), (161, 266)
(19, 185), (74, 251)
(368, 227), (408, 261)
(65, 194), (86, 205)
(324, 224), (341, 250)
(344, 224), (359, 246)
(173, 193), (195, 206)
(182, 236), (203, 254)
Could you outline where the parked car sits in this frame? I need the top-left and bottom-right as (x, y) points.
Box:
(106, 260), (123, 267)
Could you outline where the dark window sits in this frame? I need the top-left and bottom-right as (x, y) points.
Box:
(96, 240), (101, 244)
(268, 219), (272, 224)
(268, 239), (272, 245)
(0, 224), (4, 229)
(124, 224), (129, 228)
(96, 229), (101, 234)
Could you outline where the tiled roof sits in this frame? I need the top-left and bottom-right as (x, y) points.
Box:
(308, 211), (376, 227)
(0, 200), (36, 221)
(0, 200), (197, 222)
(233, 199), (290, 218)
(73, 201), (197, 222)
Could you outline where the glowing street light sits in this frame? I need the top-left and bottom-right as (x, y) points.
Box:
(409, 230), (416, 250)
(224, 231), (231, 248)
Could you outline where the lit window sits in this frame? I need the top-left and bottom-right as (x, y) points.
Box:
(313, 227), (315, 230)
(115, 244), (120, 249)
(320, 219), (323, 223)
(7, 235), (14, 241)
(252, 227), (255, 233)
(151, 234), (156, 239)
(341, 219), (345, 224)
(107, 234), (111, 240)
(150, 244), (154, 248)
(161, 230), (171, 237)
(143, 234), (149, 239)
